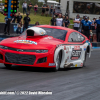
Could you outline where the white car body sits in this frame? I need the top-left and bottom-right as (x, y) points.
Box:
(54, 41), (91, 68)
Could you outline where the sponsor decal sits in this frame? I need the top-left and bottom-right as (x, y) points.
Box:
(57, 44), (62, 48)
(67, 56), (69, 60)
(71, 57), (79, 60)
(64, 46), (69, 53)
(80, 63), (83, 67)
(75, 64), (77, 67)
(64, 46), (66, 50)
(86, 40), (90, 46)
(49, 63), (56, 66)
(71, 48), (82, 60)
(14, 40), (37, 45)
(65, 59), (67, 63)
(16, 43), (29, 46)
(39, 30), (46, 35)
(44, 37), (52, 39)
(66, 47), (69, 53)
(84, 46), (86, 51)
(65, 56), (69, 63)
(74, 46), (80, 50)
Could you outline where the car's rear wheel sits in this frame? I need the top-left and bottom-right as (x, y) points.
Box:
(53, 51), (62, 71)
(4, 64), (12, 69)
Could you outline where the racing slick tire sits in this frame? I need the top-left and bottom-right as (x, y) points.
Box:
(53, 51), (62, 71)
(83, 49), (87, 67)
(4, 64), (12, 69)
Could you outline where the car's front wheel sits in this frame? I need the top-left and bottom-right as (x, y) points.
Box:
(54, 51), (62, 71)
(4, 64), (12, 69)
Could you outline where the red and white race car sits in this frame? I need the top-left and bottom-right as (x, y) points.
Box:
(0, 25), (92, 71)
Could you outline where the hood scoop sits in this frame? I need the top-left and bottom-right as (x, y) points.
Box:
(26, 27), (47, 37)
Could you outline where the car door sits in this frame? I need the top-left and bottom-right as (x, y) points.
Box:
(66, 31), (86, 64)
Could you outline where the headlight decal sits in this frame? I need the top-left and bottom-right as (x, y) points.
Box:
(0, 45), (8, 49)
(35, 50), (48, 53)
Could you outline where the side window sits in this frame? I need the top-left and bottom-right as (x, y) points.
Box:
(68, 32), (77, 42)
(76, 32), (85, 42)
(68, 32), (85, 42)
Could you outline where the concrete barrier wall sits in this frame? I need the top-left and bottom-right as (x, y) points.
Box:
(0, 23), (35, 34)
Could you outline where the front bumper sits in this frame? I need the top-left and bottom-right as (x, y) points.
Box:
(0, 48), (56, 68)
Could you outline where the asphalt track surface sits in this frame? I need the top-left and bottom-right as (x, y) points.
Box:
(0, 50), (100, 100)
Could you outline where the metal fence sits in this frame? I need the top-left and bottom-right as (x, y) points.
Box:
(18, 7), (47, 15)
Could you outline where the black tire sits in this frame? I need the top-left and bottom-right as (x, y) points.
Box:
(83, 49), (87, 67)
(53, 51), (62, 72)
(4, 64), (12, 69)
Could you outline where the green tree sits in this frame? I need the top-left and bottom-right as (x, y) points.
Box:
(56, 0), (60, 3)
(44, 0), (60, 4)
(44, 0), (47, 4)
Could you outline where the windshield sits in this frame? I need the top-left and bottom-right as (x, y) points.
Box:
(40, 27), (67, 41)
(20, 27), (67, 41)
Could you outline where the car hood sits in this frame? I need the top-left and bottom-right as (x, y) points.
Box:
(0, 36), (64, 50)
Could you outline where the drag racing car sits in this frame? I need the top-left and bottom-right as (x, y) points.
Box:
(0, 25), (92, 71)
